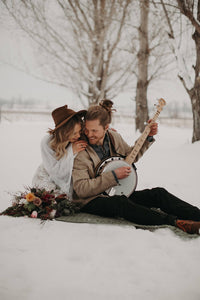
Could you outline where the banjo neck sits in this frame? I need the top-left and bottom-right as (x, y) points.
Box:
(125, 98), (166, 165)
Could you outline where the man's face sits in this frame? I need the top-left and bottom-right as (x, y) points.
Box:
(84, 119), (109, 145)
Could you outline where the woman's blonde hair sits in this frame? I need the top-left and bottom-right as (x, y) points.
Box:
(48, 115), (82, 160)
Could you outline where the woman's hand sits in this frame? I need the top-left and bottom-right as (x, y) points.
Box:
(72, 140), (87, 154)
(109, 127), (117, 132)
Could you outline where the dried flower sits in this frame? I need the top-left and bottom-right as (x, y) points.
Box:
(33, 197), (42, 207)
(26, 193), (35, 202)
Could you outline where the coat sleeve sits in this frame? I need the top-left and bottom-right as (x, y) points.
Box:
(41, 135), (75, 193)
(109, 130), (155, 162)
(133, 138), (155, 162)
(72, 152), (118, 198)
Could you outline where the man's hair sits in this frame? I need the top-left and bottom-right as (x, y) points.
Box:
(85, 99), (115, 128)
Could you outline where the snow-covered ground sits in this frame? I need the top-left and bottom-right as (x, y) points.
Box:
(0, 118), (200, 300)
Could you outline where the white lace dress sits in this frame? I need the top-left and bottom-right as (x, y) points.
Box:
(32, 135), (77, 199)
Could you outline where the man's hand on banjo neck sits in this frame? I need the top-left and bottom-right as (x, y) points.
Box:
(114, 120), (158, 180)
(148, 119), (158, 136)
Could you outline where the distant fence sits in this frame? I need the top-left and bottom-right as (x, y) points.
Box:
(112, 114), (192, 128)
(0, 108), (52, 123)
(0, 107), (193, 128)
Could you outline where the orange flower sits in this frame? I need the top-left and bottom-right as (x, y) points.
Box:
(25, 193), (35, 202)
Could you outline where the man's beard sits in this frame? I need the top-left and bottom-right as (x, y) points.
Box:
(88, 133), (105, 145)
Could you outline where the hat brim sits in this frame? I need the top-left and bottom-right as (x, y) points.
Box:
(52, 109), (87, 132)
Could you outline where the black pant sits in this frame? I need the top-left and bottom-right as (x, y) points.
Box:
(81, 187), (200, 226)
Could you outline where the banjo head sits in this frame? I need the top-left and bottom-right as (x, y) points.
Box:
(101, 158), (138, 197)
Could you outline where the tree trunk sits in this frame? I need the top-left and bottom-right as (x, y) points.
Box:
(178, 1), (200, 143)
(190, 29), (200, 142)
(175, 0), (200, 142)
(87, 0), (106, 106)
(190, 0), (200, 142)
(135, 0), (149, 132)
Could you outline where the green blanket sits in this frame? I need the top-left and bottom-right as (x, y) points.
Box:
(56, 213), (199, 239)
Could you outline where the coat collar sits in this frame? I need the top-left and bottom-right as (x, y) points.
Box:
(85, 145), (101, 166)
(85, 130), (117, 166)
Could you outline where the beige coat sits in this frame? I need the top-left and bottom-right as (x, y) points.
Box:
(72, 130), (154, 207)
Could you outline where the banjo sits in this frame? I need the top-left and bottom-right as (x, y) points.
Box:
(95, 98), (166, 197)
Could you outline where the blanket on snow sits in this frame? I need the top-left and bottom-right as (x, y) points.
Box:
(56, 213), (199, 240)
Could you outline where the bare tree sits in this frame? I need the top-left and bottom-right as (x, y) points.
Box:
(127, 0), (173, 132)
(1, 0), (132, 107)
(160, 0), (200, 142)
(135, 0), (150, 132)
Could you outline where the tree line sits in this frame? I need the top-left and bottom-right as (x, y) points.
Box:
(1, 0), (200, 142)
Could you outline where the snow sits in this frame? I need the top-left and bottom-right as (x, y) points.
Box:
(0, 118), (200, 300)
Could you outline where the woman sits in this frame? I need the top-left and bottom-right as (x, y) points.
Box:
(32, 105), (87, 199)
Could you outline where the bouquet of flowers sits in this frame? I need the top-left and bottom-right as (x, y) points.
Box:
(0, 187), (80, 220)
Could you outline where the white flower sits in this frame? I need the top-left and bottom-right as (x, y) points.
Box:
(49, 209), (56, 219)
(31, 211), (38, 218)
(19, 198), (27, 204)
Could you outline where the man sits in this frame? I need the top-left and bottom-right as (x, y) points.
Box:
(72, 100), (200, 235)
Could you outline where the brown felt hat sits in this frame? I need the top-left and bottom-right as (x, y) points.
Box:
(51, 105), (86, 132)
